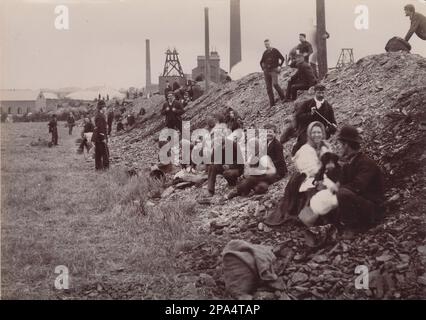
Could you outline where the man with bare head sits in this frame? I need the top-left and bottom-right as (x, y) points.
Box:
(260, 39), (286, 107)
(404, 4), (426, 41)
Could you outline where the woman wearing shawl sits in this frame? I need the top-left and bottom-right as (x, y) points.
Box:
(265, 121), (331, 226)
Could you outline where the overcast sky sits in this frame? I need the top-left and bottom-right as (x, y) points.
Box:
(1, 0), (425, 90)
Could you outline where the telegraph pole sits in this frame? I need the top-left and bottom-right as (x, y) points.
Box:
(145, 39), (151, 90)
(316, 0), (328, 79)
(204, 7), (210, 91)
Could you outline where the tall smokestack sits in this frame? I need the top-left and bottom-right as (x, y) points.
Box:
(146, 39), (151, 89)
(204, 7), (210, 91)
(230, 0), (242, 72)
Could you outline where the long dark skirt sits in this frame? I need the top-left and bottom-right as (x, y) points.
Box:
(264, 172), (308, 226)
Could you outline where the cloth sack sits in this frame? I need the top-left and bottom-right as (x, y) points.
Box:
(222, 240), (279, 297)
(385, 37), (411, 52)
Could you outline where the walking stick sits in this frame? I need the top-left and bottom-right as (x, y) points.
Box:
(313, 108), (337, 129)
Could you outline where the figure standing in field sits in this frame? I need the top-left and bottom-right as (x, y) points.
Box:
(67, 112), (75, 135)
(260, 39), (286, 107)
(48, 114), (58, 146)
(91, 100), (109, 170)
(404, 4), (426, 41)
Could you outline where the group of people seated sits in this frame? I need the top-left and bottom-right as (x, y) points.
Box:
(158, 81), (385, 237)
(164, 80), (201, 108)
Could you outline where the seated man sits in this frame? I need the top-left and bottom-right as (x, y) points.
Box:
(201, 124), (244, 200)
(291, 84), (337, 155)
(285, 54), (317, 101)
(225, 124), (288, 200)
(332, 126), (385, 231)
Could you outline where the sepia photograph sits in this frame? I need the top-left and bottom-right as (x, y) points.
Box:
(0, 0), (425, 305)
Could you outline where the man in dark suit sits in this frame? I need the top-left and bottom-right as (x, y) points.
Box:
(91, 100), (109, 170)
(290, 84), (337, 155)
(332, 126), (385, 230)
(285, 54), (317, 101)
(161, 92), (184, 132)
(48, 114), (58, 146)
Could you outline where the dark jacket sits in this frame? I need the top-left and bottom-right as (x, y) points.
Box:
(297, 41), (313, 61)
(91, 111), (108, 143)
(341, 152), (385, 205)
(67, 115), (75, 125)
(405, 12), (426, 41)
(295, 98), (337, 138)
(260, 48), (285, 71)
(267, 138), (288, 177)
(161, 100), (184, 128)
(48, 119), (57, 132)
(291, 61), (317, 86)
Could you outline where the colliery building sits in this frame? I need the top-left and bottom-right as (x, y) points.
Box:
(192, 51), (228, 84)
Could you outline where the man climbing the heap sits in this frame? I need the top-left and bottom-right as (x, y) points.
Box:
(404, 4), (426, 41)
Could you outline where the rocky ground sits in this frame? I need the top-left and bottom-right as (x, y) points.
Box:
(106, 52), (426, 299)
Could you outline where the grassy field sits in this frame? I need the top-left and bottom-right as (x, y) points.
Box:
(1, 122), (203, 299)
